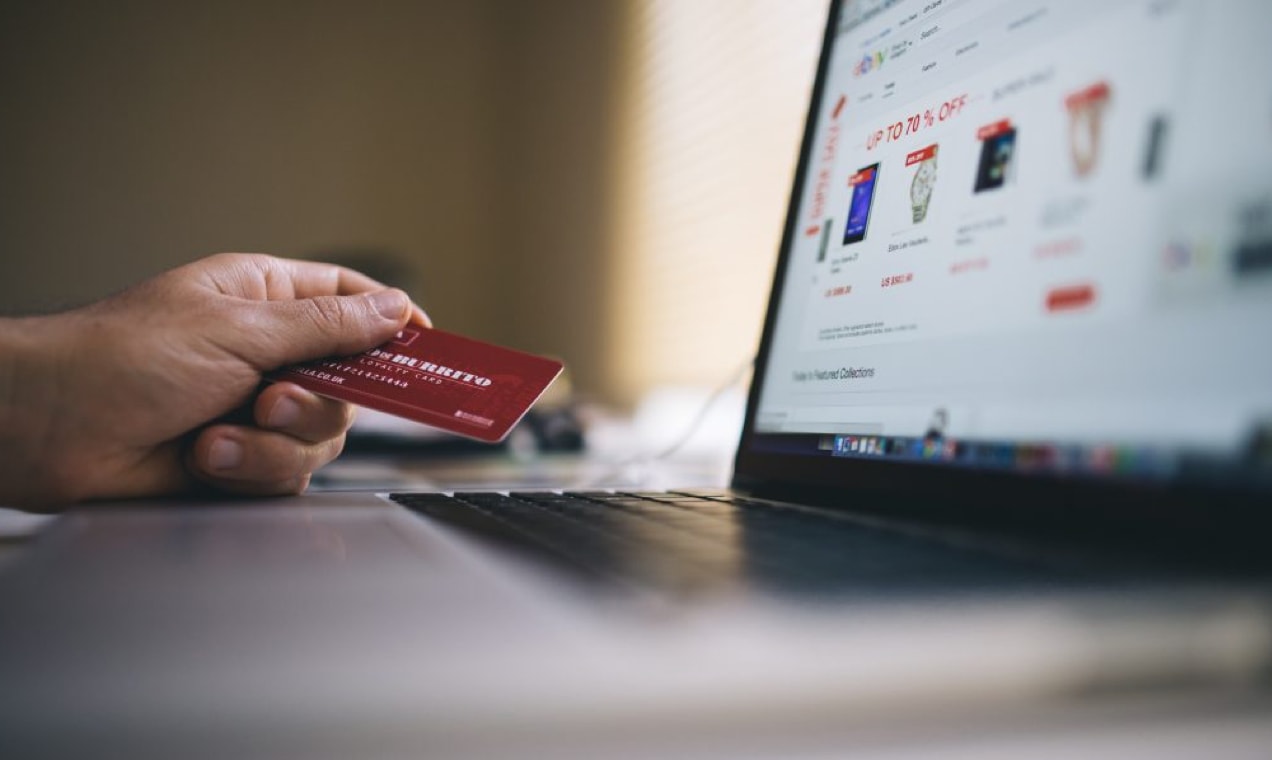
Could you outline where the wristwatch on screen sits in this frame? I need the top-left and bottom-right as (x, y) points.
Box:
(910, 152), (937, 224)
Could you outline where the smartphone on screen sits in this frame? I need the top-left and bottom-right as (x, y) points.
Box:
(843, 163), (880, 245)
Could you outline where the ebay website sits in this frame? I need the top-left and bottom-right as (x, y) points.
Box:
(754, 0), (1272, 481)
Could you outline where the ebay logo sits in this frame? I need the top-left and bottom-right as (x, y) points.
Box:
(853, 51), (885, 78)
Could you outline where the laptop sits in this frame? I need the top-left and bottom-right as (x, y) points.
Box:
(3, 0), (1272, 757)
(392, 0), (1272, 591)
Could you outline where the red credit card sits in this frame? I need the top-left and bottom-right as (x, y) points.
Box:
(268, 327), (564, 443)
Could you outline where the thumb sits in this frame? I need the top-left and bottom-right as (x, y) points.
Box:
(242, 288), (412, 369)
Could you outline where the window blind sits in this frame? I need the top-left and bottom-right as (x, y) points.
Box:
(609, 0), (828, 403)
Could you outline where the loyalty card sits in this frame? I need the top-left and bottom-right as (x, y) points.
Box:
(269, 327), (564, 443)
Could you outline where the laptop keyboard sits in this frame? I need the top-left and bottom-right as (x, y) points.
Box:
(391, 489), (1074, 597)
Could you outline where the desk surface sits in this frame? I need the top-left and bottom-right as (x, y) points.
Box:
(2, 453), (1269, 759)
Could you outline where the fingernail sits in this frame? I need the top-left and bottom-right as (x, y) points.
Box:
(368, 289), (408, 320)
(208, 438), (244, 472)
(267, 396), (302, 429)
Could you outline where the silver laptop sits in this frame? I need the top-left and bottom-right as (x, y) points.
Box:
(3, 1), (1272, 757)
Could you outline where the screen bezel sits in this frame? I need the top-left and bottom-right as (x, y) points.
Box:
(731, 0), (1270, 522)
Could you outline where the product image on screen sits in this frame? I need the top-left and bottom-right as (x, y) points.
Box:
(907, 144), (938, 224)
(817, 219), (834, 262)
(974, 124), (1016, 193)
(1142, 116), (1168, 181)
(1234, 196), (1272, 277)
(843, 164), (880, 245)
(1065, 81), (1110, 178)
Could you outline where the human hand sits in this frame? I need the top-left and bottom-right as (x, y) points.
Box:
(0, 253), (428, 509)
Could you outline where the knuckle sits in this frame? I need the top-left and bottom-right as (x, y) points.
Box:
(203, 252), (237, 268)
(287, 444), (314, 481)
(305, 296), (350, 331)
(304, 438), (344, 476)
(249, 476), (307, 498)
(249, 440), (311, 483)
(307, 397), (355, 439)
(327, 434), (347, 462)
(267, 476), (308, 496)
(338, 403), (357, 433)
(207, 252), (255, 272)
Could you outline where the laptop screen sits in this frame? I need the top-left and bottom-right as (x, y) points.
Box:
(748, 0), (1272, 492)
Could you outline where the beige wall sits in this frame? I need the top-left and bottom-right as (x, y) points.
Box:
(0, 0), (622, 398)
(492, 1), (623, 400)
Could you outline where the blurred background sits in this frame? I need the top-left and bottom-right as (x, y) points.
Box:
(0, 0), (825, 410)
